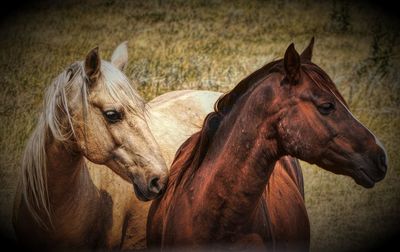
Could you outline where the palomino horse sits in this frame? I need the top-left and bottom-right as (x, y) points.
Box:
(11, 41), (224, 250)
(147, 40), (388, 251)
(12, 43), (171, 250)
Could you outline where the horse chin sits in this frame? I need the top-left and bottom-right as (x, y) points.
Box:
(132, 182), (163, 202)
(333, 165), (376, 188)
(132, 183), (151, 201)
(317, 160), (376, 188)
(353, 168), (376, 189)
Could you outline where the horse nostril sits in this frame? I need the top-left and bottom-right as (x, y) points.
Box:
(148, 176), (162, 194)
(379, 154), (387, 170)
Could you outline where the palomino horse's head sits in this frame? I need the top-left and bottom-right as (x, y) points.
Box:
(58, 43), (168, 200)
(241, 39), (387, 188)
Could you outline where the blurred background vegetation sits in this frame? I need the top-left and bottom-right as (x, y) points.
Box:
(0, 0), (399, 251)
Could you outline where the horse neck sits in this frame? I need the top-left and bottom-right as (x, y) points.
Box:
(45, 137), (91, 206)
(192, 88), (280, 234)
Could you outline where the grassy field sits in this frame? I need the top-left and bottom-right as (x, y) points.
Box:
(0, 0), (399, 251)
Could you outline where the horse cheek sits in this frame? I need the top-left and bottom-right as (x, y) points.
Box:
(83, 118), (113, 163)
(277, 116), (304, 156)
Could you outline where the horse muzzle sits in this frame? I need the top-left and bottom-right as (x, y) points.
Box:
(352, 148), (387, 188)
(131, 174), (167, 201)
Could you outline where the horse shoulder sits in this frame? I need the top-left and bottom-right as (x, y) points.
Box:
(87, 162), (150, 249)
(120, 196), (152, 250)
(265, 160), (310, 250)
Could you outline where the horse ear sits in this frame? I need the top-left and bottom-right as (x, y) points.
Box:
(84, 47), (101, 84)
(300, 37), (314, 62)
(283, 43), (301, 84)
(111, 41), (128, 71)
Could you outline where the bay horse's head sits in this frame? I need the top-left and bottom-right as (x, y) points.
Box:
(58, 43), (168, 200)
(266, 39), (387, 188)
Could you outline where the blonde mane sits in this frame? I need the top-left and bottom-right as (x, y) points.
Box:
(19, 60), (145, 229)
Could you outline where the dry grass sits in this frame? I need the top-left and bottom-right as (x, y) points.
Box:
(0, 0), (399, 251)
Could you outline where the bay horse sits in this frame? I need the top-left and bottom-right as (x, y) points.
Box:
(12, 42), (171, 250)
(147, 39), (388, 251)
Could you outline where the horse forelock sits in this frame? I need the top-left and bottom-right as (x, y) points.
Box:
(19, 60), (143, 229)
(100, 61), (146, 116)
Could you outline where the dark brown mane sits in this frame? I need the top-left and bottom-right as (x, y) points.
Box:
(168, 59), (346, 190)
(167, 59), (283, 190)
(215, 59), (283, 114)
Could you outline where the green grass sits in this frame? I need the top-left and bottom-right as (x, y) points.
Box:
(1, 0), (399, 251)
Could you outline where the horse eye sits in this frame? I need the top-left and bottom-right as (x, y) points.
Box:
(103, 110), (122, 123)
(317, 102), (335, 115)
